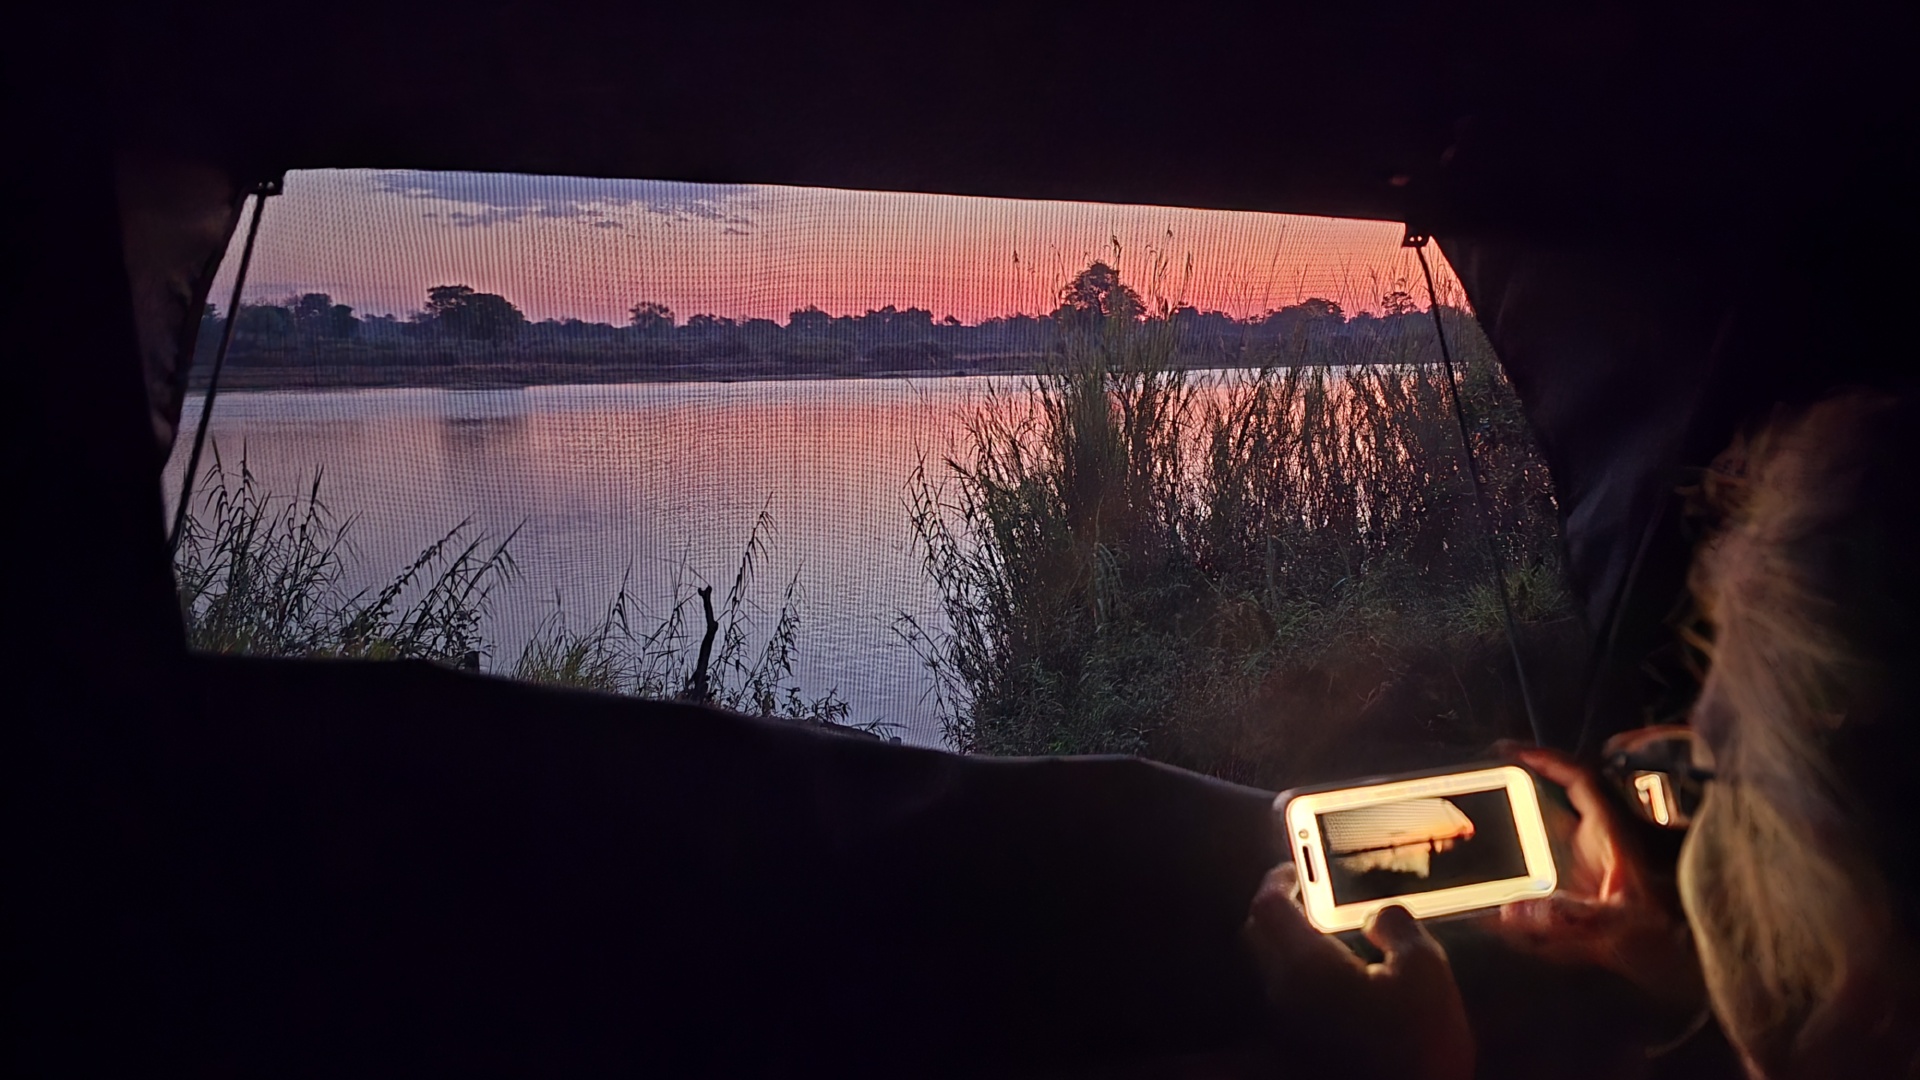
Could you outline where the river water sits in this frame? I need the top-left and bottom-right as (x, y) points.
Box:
(162, 378), (1013, 747)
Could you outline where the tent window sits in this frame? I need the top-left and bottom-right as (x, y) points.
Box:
(165, 169), (1575, 786)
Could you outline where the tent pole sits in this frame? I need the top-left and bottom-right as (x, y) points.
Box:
(167, 176), (281, 557)
(1407, 232), (1546, 746)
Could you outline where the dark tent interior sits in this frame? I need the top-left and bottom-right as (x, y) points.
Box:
(12, 3), (1917, 1075)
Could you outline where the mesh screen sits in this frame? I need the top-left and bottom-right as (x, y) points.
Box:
(164, 169), (1567, 773)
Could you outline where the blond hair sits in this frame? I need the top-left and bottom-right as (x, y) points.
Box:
(1680, 391), (1920, 1077)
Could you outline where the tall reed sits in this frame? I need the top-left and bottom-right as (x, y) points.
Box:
(174, 448), (517, 663)
(173, 451), (861, 728)
(510, 506), (858, 727)
(902, 305), (1571, 776)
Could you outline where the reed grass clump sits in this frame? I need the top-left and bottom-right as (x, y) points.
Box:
(174, 449), (516, 663)
(902, 303), (1574, 781)
(509, 508), (858, 728)
(173, 452), (859, 729)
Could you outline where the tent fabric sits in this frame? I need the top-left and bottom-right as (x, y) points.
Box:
(115, 153), (250, 450)
(9, 3), (1914, 1073)
(1439, 234), (1754, 746)
(125, 654), (1283, 1073)
(73, 2), (1915, 737)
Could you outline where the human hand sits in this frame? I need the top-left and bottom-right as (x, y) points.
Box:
(1493, 744), (1706, 1014)
(1244, 863), (1475, 1080)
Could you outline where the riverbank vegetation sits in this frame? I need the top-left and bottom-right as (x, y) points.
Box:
(173, 451), (858, 729)
(193, 265), (1460, 391)
(900, 272), (1578, 786)
(174, 259), (1581, 784)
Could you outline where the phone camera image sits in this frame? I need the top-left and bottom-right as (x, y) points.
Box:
(1316, 789), (1527, 905)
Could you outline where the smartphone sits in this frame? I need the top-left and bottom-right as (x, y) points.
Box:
(1279, 764), (1557, 934)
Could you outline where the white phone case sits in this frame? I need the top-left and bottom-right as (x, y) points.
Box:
(1279, 764), (1558, 934)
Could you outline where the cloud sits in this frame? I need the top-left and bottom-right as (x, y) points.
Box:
(370, 171), (754, 231)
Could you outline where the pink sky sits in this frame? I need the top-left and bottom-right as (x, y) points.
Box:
(212, 170), (1464, 325)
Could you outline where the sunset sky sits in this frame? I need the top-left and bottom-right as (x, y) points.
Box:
(216, 169), (1464, 326)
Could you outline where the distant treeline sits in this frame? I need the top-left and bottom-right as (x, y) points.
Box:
(196, 261), (1463, 383)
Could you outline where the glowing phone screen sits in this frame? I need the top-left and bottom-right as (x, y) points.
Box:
(1315, 788), (1528, 905)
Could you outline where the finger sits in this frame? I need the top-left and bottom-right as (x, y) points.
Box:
(1248, 865), (1319, 951)
(1514, 746), (1618, 825)
(1363, 905), (1451, 983)
(1248, 866), (1297, 926)
(1496, 896), (1593, 939)
(1247, 866), (1361, 984)
(1265, 861), (1301, 904)
(1496, 897), (1556, 938)
(1362, 910), (1476, 1075)
(1491, 897), (1613, 968)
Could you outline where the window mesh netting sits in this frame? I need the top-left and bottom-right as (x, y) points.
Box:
(164, 170), (1574, 782)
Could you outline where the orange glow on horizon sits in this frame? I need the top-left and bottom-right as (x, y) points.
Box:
(210, 169), (1468, 327)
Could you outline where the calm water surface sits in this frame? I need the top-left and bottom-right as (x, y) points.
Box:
(163, 378), (1010, 746)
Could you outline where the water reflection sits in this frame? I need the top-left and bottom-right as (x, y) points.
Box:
(438, 390), (530, 457)
(163, 379), (990, 746)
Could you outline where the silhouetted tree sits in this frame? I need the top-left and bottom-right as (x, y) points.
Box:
(425, 284), (527, 343)
(890, 306), (935, 335)
(1053, 261), (1144, 327)
(1291, 298), (1344, 322)
(787, 305), (833, 334)
(359, 313), (405, 342)
(1170, 304), (1237, 354)
(290, 293), (359, 340)
(1260, 297), (1346, 338)
(235, 302), (293, 343)
(530, 318), (623, 341)
(291, 292), (332, 327)
(628, 301), (674, 334)
(1380, 290), (1418, 317)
